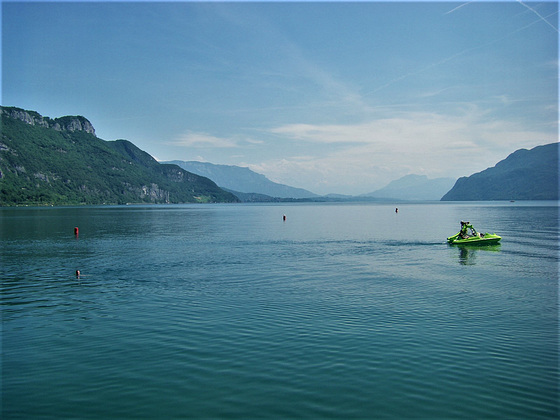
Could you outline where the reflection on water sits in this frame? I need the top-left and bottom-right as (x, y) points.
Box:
(455, 244), (502, 265)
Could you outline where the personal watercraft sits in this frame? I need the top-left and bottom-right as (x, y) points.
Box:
(447, 221), (501, 245)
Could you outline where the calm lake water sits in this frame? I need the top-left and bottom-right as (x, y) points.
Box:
(2, 202), (558, 419)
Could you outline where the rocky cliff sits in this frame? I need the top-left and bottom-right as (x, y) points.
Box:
(0, 106), (96, 136)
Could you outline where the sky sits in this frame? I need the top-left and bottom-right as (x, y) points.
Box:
(2, 0), (558, 195)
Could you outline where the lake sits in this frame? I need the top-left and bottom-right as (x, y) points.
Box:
(1, 201), (558, 418)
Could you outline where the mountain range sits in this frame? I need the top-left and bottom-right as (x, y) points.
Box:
(1, 106), (557, 205)
(165, 160), (317, 199)
(363, 175), (456, 201)
(442, 142), (558, 201)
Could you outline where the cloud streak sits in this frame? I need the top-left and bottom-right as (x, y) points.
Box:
(517, 0), (559, 33)
(170, 131), (238, 148)
(444, 2), (473, 15)
(368, 2), (559, 96)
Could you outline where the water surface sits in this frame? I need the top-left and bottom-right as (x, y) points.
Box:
(2, 202), (558, 418)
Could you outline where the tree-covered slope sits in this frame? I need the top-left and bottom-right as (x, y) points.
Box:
(0, 107), (238, 205)
(441, 143), (559, 201)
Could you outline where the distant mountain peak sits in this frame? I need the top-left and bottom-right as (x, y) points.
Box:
(363, 174), (456, 201)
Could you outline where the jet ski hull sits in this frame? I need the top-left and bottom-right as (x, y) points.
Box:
(447, 232), (501, 245)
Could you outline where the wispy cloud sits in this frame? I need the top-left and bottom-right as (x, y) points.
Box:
(270, 109), (553, 150)
(259, 109), (557, 194)
(444, 2), (473, 15)
(245, 137), (265, 145)
(269, 112), (473, 147)
(170, 131), (238, 148)
(269, 123), (373, 144)
(214, 4), (371, 118)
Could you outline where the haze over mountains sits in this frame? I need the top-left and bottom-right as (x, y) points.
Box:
(364, 175), (456, 201)
(165, 161), (317, 199)
(168, 160), (458, 201)
(1, 106), (557, 205)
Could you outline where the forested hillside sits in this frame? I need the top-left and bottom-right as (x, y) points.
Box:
(0, 107), (238, 205)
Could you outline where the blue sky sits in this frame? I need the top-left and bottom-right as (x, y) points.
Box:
(2, 1), (558, 195)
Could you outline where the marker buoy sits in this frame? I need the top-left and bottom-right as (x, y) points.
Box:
(283, 214), (286, 221)
(74, 227), (79, 235)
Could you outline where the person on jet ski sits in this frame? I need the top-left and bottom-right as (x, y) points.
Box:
(459, 221), (479, 238)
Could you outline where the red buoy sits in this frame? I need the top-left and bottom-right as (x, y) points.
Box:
(74, 227), (79, 236)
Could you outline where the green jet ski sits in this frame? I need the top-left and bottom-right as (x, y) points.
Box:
(447, 221), (501, 245)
